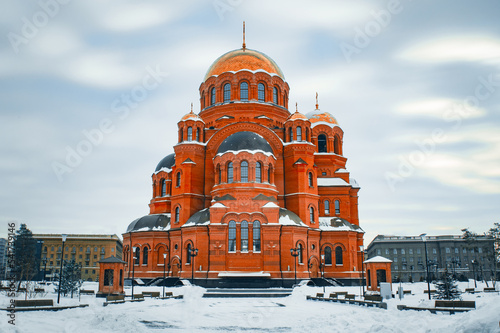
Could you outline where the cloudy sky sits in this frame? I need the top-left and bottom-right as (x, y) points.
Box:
(1, 0), (499, 244)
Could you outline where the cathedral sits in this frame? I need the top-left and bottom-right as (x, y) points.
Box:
(122, 34), (364, 287)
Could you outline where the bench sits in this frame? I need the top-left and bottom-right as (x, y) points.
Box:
(483, 288), (497, 293)
(435, 300), (475, 309)
(80, 290), (95, 295)
(315, 293), (324, 298)
(423, 289), (437, 294)
(345, 294), (355, 300)
(397, 290), (412, 295)
(465, 288), (476, 294)
(130, 294), (144, 301)
(143, 291), (160, 298)
(34, 288), (45, 293)
(307, 294), (386, 309)
(398, 300), (475, 315)
(14, 299), (54, 307)
(364, 295), (383, 302)
(103, 295), (125, 306)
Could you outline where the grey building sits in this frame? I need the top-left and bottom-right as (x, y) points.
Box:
(366, 235), (498, 282)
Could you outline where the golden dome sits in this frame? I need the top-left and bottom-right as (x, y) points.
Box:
(307, 111), (338, 125)
(204, 48), (285, 81)
(288, 111), (308, 121)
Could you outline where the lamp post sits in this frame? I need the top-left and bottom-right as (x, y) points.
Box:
(290, 248), (299, 287)
(419, 233), (431, 300)
(57, 234), (67, 304)
(42, 257), (48, 283)
(321, 254), (325, 293)
(162, 253), (167, 298)
(189, 247), (198, 285)
(471, 259), (477, 288)
(131, 247), (136, 300)
(359, 245), (365, 297)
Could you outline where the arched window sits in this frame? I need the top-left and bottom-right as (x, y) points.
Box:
(241, 161), (248, 182)
(201, 92), (205, 109)
(227, 162), (233, 183)
(258, 83), (265, 102)
(157, 246), (165, 265)
(253, 221), (261, 252)
(268, 164), (272, 183)
(309, 206), (315, 224)
(255, 162), (262, 183)
(318, 134), (327, 152)
(273, 87), (278, 104)
(241, 221), (248, 252)
(289, 127), (293, 142)
(298, 243), (303, 264)
(186, 243), (192, 264)
(324, 200), (330, 215)
(180, 129), (183, 142)
(175, 206), (180, 223)
(296, 126), (302, 141)
(335, 246), (343, 265)
(283, 92), (287, 107)
(228, 221), (236, 252)
(335, 200), (340, 215)
(308, 172), (314, 187)
(223, 83), (231, 102)
(196, 128), (200, 142)
(142, 247), (148, 265)
(176, 172), (181, 187)
(240, 82), (248, 101)
(187, 127), (192, 141)
(324, 246), (332, 265)
(210, 87), (216, 105)
(306, 128), (309, 141)
(134, 247), (140, 265)
(216, 164), (221, 184)
(334, 136), (340, 154)
(160, 179), (166, 196)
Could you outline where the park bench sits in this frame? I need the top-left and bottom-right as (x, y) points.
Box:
(130, 294), (145, 302)
(345, 294), (355, 300)
(483, 288), (497, 293)
(103, 295), (125, 306)
(34, 288), (45, 293)
(143, 291), (160, 298)
(315, 293), (324, 298)
(464, 288), (475, 294)
(14, 299), (54, 307)
(423, 289), (437, 294)
(307, 292), (386, 309)
(398, 300), (475, 315)
(160, 291), (183, 299)
(80, 290), (95, 295)
(397, 290), (412, 295)
(364, 295), (383, 302)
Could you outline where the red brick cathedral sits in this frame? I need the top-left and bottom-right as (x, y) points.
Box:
(122, 39), (364, 287)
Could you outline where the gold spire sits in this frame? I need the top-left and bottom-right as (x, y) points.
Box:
(295, 102), (298, 112)
(190, 102), (193, 113)
(315, 92), (319, 110)
(242, 21), (246, 50)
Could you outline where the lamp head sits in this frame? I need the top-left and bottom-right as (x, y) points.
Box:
(163, 253), (167, 259)
(61, 234), (68, 242)
(419, 233), (427, 242)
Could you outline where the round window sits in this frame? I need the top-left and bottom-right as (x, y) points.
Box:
(311, 244), (316, 250)
(174, 244), (178, 250)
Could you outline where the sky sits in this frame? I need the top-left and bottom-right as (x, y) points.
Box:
(1, 0), (499, 245)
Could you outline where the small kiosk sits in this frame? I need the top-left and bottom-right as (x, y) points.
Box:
(97, 256), (127, 297)
(364, 256), (392, 292)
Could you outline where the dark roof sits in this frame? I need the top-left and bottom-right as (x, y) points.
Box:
(217, 131), (273, 155)
(279, 208), (304, 225)
(126, 214), (170, 232)
(99, 255), (127, 264)
(185, 208), (210, 225)
(155, 153), (175, 172)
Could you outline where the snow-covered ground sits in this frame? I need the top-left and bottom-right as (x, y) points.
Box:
(1, 281), (499, 332)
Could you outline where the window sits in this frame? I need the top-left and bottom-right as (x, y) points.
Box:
(134, 247), (140, 265)
(309, 206), (315, 224)
(308, 172), (313, 187)
(253, 221), (261, 252)
(186, 243), (192, 264)
(258, 83), (265, 102)
(217, 164), (221, 184)
(196, 128), (200, 142)
(94, 247), (98, 252)
(409, 249), (413, 255)
(298, 244), (303, 264)
(223, 83), (231, 102)
(228, 221), (236, 252)
(240, 82), (248, 101)
(296, 126), (302, 141)
(180, 130), (183, 142)
(324, 246), (332, 265)
(324, 200), (330, 215)
(289, 127), (293, 142)
(318, 134), (327, 152)
(334, 200), (340, 215)
(335, 246), (343, 265)
(463, 248), (467, 254)
(104, 269), (113, 286)
(273, 87), (278, 104)
(306, 128), (309, 141)
(176, 172), (181, 187)
(72, 247), (76, 253)
(478, 247), (482, 253)
(227, 162), (233, 183)
(210, 87), (216, 105)
(119, 269), (123, 286)
(445, 247), (450, 253)
(160, 179), (166, 196)
(241, 161), (248, 182)
(433, 248), (437, 254)
(385, 249), (389, 255)
(268, 164), (272, 183)
(393, 257), (398, 262)
(455, 248), (459, 254)
(142, 247), (148, 265)
(377, 249), (381, 255)
(393, 249), (397, 255)
(334, 136), (340, 154)
(175, 206), (180, 223)
(255, 162), (262, 183)
(187, 127), (192, 141)
(80, 247), (83, 252)
(401, 249), (405, 255)
(201, 92), (205, 109)
(241, 221), (248, 252)
(417, 248), (421, 254)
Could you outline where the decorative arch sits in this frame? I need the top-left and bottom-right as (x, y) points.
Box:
(308, 255), (320, 278)
(295, 240), (306, 264)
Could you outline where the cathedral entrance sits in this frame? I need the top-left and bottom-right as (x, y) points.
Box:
(171, 257), (181, 277)
(308, 257), (320, 278)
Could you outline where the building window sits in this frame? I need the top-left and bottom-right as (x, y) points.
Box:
(201, 92), (205, 109)
(377, 249), (381, 255)
(119, 269), (123, 286)
(478, 247), (482, 253)
(187, 127), (192, 141)
(289, 127), (293, 142)
(324, 200), (330, 215)
(258, 83), (265, 102)
(455, 248), (459, 254)
(433, 248), (437, 254)
(160, 179), (166, 196)
(318, 134), (327, 152)
(324, 246), (332, 265)
(134, 247), (140, 265)
(196, 128), (200, 142)
(142, 247), (148, 265)
(306, 128), (309, 141)
(273, 87), (278, 104)
(176, 172), (181, 187)
(334, 200), (340, 215)
(308, 172), (313, 187)
(334, 136), (340, 154)
(228, 221), (236, 252)
(104, 269), (113, 286)
(180, 130), (183, 142)
(175, 206), (180, 223)
(255, 162), (262, 183)
(298, 244), (303, 264)
(217, 164), (221, 184)
(186, 243), (192, 264)
(210, 87), (216, 105)
(223, 83), (231, 102)
(94, 247), (98, 252)
(268, 165), (272, 183)
(227, 162), (233, 183)
(241, 221), (248, 252)
(393, 249), (397, 255)
(296, 126), (302, 141)
(335, 246), (343, 265)
(241, 161), (248, 182)
(240, 82), (248, 101)
(253, 221), (261, 252)
(401, 248), (405, 255)
(409, 248), (413, 255)
(309, 206), (315, 224)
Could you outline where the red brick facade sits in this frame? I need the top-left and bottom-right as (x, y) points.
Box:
(122, 45), (364, 285)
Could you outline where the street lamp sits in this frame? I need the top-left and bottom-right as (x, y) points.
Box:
(290, 248), (299, 287)
(321, 254), (325, 293)
(359, 245), (365, 297)
(419, 233), (431, 300)
(57, 234), (67, 304)
(42, 257), (48, 283)
(162, 253), (167, 298)
(131, 247), (136, 300)
(189, 247), (198, 284)
(471, 259), (477, 288)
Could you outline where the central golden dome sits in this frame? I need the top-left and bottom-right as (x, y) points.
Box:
(204, 48), (285, 81)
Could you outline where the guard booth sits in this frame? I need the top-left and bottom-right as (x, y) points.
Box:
(364, 256), (392, 292)
(97, 256), (127, 297)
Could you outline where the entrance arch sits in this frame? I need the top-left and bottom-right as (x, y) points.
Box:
(308, 256), (320, 278)
(171, 257), (181, 277)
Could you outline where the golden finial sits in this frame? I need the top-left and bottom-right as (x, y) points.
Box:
(295, 102), (298, 112)
(190, 102), (193, 113)
(242, 21), (246, 50)
(315, 92), (319, 110)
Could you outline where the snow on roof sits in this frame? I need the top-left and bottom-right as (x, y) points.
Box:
(318, 217), (364, 233)
(262, 202), (279, 208)
(350, 178), (360, 188)
(154, 167), (172, 175)
(279, 214), (307, 227)
(216, 149), (276, 158)
(211, 202), (226, 208)
(317, 178), (349, 186)
(311, 121), (339, 129)
(217, 271), (271, 277)
(335, 168), (348, 173)
(364, 256), (393, 263)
